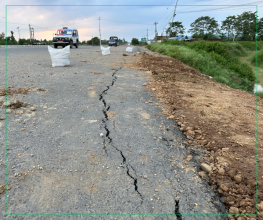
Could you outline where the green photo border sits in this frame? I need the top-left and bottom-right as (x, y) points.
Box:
(4, 4), (259, 217)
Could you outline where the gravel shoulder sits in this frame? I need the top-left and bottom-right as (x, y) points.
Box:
(119, 45), (263, 220)
(0, 46), (227, 219)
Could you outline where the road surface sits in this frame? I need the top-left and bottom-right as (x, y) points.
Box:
(0, 46), (227, 219)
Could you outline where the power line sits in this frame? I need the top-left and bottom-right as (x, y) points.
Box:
(175, 1), (262, 14)
(158, 12), (174, 33)
(157, 0), (262, 38)
(176, 0), (261, 12)
(0, 19), (99, 30)
(158, 0), (175, 19)
(158, 7), (174, 30)
(156, 0), (261, 28)
(100, 18), (154, 26)
(156, 1), (176, 25)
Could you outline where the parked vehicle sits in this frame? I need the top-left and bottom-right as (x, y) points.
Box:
(108, 36), (119, 47)
(53, 27), (79, 49)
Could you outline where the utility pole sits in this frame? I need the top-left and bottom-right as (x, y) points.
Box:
(147, 29), (148, 41)
(16, 27), (20, 40)
(170, 0), (179, 37)
(29, 24), (31, 42)
(99, 17), (101, 46)
(154, 22), (158, 40)
(171, 0), (179, 24)
(32, 28), (34, 41)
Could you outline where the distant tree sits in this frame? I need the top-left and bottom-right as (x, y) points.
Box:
(216, 28), (227, 40)
(166, 21), (185, 37)
(91, 36), (100, 46)
(189, 16), (219, 36)
(192, 32), (204, 38)
(231, 17), (241, 41)
(236, 11), (257, 41)
(258, 17), (263, 41)
(0, 32), (5, 40)
(101, 39), (108, 45)
(221, 15), (237, 41)
(18, 38), (27, 45)
(131, 38), (139, 45)
(10, 31), (16, 44)
(0, 32), (5, 45)
(87, 39), (92, 45)
(185, 35), (188, 39)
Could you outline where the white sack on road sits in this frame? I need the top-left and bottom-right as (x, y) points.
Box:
(48, 45), (70, 67)
(101, 46), (110, 55)
(126, 47), (133, 53)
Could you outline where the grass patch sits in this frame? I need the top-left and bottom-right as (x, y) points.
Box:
(161, 40), (255, 83)
(238, 51), (263, 87)
(224, 42), (247, 57)
(256, 91), (263, 99)
(249, 49), (263, 67)
(147, 42), (255, 93)
(237, 41), (263, 51)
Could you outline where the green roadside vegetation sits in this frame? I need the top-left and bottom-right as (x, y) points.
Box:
(249, 49), (263, 67)
(236, 42), (263, 98)
(147, 40), (256, 92)
(239, 50), (263, 84)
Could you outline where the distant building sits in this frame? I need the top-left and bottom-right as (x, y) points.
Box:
(156, 36), (168, 41)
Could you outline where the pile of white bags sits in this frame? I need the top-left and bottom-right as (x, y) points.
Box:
(126, 47), (133, 53)
(101, 46), (110, 55)
(48, 45), (70, 67)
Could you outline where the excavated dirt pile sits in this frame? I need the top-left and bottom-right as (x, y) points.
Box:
(120, 49), (263, 219)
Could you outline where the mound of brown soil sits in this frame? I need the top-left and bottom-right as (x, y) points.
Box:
(119, 49), (263, 219)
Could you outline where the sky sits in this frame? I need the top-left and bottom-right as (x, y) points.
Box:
(1, 0), (262, 42)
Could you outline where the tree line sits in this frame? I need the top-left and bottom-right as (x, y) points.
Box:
(0, 32), (127, 46)
(166, 11), (263, 41)
(0, 31), (52, 45)
(81, 37), (127, 45)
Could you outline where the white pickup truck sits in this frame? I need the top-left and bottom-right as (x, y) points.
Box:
(53, 27), (79, 49)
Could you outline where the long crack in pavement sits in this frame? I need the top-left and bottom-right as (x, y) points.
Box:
(99, 66), (143, 202)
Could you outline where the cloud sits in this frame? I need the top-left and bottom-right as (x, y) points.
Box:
(0, 0), (262, 41)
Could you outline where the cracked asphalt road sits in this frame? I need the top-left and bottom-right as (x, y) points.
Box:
(0, 46), (227, 219)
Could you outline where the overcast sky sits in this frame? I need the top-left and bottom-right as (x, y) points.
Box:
(1, 0), (262, 42)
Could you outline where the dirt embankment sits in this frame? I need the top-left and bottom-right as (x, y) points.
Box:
(120, 49), (263, 219)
